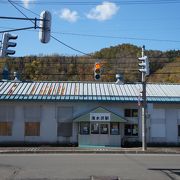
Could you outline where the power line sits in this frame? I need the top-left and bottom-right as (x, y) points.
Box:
(151, 72), (180, 74)
(2, 0), (180, 5)
(8, 0), (39, 16)
(53, 32), (180, 43)
(50, 35), (92, 57)
(1, 57), (180, 61)
(5, 0), (180, 58)
(4, 72), (180, 76)
(8, 0), (35, 24)
(1, 25), (180, 43)
(7, 0), (93, 57)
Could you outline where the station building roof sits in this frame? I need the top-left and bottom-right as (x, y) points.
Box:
(0, 81), (180, 103)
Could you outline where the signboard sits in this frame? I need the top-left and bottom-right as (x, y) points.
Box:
(90, 113), (111, 121)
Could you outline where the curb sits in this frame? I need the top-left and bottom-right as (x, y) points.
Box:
(0, 149), (180, 154)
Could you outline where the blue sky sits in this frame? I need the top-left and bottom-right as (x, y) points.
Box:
(0, 0), (180, 57)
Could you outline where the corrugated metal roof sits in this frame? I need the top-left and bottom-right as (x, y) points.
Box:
(0, 81), (180, 103)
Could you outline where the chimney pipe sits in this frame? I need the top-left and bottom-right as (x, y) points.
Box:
(116, 74), (124, 84)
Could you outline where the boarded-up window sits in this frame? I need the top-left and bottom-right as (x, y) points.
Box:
(0, 106), (14, 121)
(25, 122), (40, 136)
(57, 107), (73, 122)
(24, 106), (41, 121)
(57, 122), (72, 137)
(0, 122), (12, 136)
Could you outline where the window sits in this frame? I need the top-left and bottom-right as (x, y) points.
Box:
(80, 122), (90, 135)
(125, 109), (131, 117)
(132, 109), (138, 117)
(58, 122), (72, 137)
(178, 125), (180, 137)
(110, 122), (120, 135)
(100, 124), (108, 134)
(125, 124), (138, 136)
(124, 109), (138, 117)
(25, 122), (40, 136)
(91, 123), (99, 134)
(0, 122), (12, 136)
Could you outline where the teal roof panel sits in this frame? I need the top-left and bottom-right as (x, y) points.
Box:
(0, 81), (179, 103)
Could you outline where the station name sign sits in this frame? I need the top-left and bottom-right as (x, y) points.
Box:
(90, 113), (111, 121)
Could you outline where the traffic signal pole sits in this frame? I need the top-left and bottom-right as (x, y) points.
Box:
(141, 45), (147, 151)
(0, 11), (51, 57)
(0, 12), (51, 44)
(0, 16), (40, 34)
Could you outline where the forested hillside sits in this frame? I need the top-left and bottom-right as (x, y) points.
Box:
(0, 43), (180, 83)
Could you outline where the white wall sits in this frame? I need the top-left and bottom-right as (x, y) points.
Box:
(0, 101), (179, 144)
(149, 106), (180, 143)
(166, 109), (178, 142)
(40, 104), (57, 142)
(150, 108), (166, 142)
(13, 105), (24, 142)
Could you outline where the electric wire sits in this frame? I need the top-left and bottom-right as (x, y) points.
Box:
(4, 0), (180, 77)
(8, 0), (35, 24)
(9, 0), (39, 16)
(4, 72), (180, 76)
(51, 35), (92, 57)
(1, 55), (180, 61)
(2, 0), (180, 5)
(2, 1), (180, 45)
(1, 24), (180, 43)
(7, 0), (93, 57)
(55, 32), (180, 43)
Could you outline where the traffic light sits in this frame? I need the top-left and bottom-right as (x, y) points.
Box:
(39, 10), (52, 43)
(0, 33), (18, 57)
(138, 56), (149, 76)
(94, 62), (101, 80)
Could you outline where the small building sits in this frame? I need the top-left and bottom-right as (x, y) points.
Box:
(0, 80), (180, 147)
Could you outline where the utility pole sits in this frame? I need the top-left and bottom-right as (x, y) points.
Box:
(138, 45), (149, 151)
(141, 46), (147, 151)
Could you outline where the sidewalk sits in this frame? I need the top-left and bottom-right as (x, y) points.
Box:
(0, 146), (180, 154)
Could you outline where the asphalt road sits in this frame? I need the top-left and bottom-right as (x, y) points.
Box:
(0, 153), (180, 180)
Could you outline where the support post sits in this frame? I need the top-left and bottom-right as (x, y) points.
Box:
(141, 45), (147, 151)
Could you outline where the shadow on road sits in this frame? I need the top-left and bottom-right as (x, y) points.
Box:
(148, 168), (180, 180)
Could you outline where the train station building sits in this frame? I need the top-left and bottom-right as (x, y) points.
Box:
(0, 80), (180, 147)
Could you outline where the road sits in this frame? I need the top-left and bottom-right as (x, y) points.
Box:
(0, 153), (180, 180)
